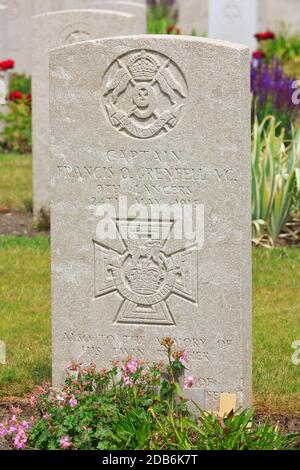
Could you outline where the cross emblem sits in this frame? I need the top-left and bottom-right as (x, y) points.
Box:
(93, 220), (198, 326)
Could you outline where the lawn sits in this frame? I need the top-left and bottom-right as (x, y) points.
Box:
(0, 235), (299, 413)
(0, 154), (32, 212)
(0, 236), (51, 397)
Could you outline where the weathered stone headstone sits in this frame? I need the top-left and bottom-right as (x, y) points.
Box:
(2, 0), (68, 74)
(178, 0), (300, 38)
(50, 35), (252, 410)
(0, 340), (6, 365)
(32, 10), (135, 218)
(0, 3), (7, 59)
(65, 0), (147, 34)
(177, 0), (209, 35)
(258, 0), (300, 33)
(209, 0), (257, 51)
(0, 77), (6, 105)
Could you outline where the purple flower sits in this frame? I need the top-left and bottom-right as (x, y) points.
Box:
(251, 58), (300, 131)
(13, 430), (27, 450)
(69, 395), (78, 408)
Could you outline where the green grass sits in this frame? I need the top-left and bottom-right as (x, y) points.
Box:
(0, 236), (51, 397)
(253, 248), (300, 413)
(0, 236), (300, 414)
(0, 154), (32, 212)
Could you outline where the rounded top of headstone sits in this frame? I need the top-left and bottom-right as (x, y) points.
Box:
(33, 8), (135, 20)
(50, 33), (250, 56)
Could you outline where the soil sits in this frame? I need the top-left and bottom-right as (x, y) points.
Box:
(0, 211), (49, 237)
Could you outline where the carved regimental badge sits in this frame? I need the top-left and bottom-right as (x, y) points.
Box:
(93, 221), (198, 326)
(102, 50), (188, 139)
(60, 23), (91, 46)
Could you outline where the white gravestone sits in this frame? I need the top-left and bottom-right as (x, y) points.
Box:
(0, 3), (7, 59)
(65, 0), (147, 33)
(50, 35), (252, 410)
(177, 0), (209, 35)
(32, 9), (135, 218)
(3, 0), (68, 75)
(209, 0), (257, 52)
(0, 341), (5, 364)
(258, 0), (300, 33)
(0, 77), (6, 104)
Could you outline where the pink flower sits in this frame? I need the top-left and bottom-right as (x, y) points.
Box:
(124, 358), (139, 375)
(60, 435), (72, 449)
(13, 430), (27, 450)
(123, 375), (132, 387)
(20, 421), (29, 431)
(30, 395), (36, 408)
(69, 395), (77, 408)
(0, 423), (8, 437)
(184, 376), (197, 390)
(42, 413), (50, 420)
(179, 350), (189, 367)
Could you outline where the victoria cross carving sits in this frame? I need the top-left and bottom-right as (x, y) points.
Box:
(102, 50), (188, 139)
(93, 221), (198, 326)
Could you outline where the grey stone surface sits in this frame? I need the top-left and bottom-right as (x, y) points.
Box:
(258, 0), (300, 33)
(177, 0), (209, 35)
(1, 0), (144, 74)
(65, 0), (147, 33)
(50, 35), (252, 410)
(2, 0), (67, 74)
(0, 3), (7, 59)
(178, 0), (300, 39)
(208, 0), (257, 51)
(32, 10), (136, 217)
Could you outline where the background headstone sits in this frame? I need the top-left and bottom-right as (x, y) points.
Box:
(0, 3), (7, 59)
(258, 0), (300, 33)
(50, 35), (252, 410)
(3, 0), (67, 74)
(0, 340), (5, 365)
(177, 0), (209, 35)
(65, 0), (147, 34)
(177, 0), (300, 40)
(32, 9), (135, 218)
(208, 0), (257, 51)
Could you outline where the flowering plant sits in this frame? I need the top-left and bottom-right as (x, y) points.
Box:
(0, 339), (296, 450)
(0, 73), (32, 153)
(253, 31), (300, 78)
(0, 59), (15, 72)
(251, 59), (300, 134)
(254, 31), (276, 41)
(147, 0), (178, 34)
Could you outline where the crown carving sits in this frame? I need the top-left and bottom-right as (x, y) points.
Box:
(125, 257), (165, 295)
(128, 50), (159, 81)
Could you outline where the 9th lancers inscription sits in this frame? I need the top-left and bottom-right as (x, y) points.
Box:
(50, 35), (252, 410)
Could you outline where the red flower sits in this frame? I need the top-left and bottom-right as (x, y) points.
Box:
(9, 90), (23, 101)
(254, 31), (276, 41)
(0, 59), (15, 71)
(26, 93), (32, 101)
(166, 24), (181, 35)
(252, 50), (265, 60)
